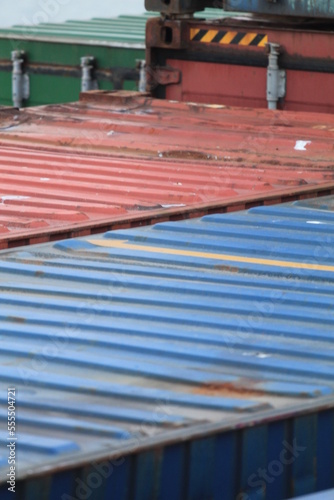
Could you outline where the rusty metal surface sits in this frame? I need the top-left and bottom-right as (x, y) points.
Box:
(146, 17), (334, 63)
(0, 90), (334, 249)
(147, 16), (334, 113)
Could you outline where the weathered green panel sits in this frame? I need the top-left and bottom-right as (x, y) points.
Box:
(2, 38), (143, 68)
(28, 74), (79, 106)
(0, 69), (11, 105)
(0, 39), (145, 105)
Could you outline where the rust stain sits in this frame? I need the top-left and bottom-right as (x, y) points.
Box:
(7, 316), (26, 324)
(34, 270), (45, 277)
(16, 259), (46, 266)
(158, 150), (219, 161)
(214, 264), (240, 273)
(79, 90), (150, 107)
(195, 381), (265, 398)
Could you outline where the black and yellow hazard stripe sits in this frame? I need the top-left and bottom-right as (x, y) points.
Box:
(190, 28), (268, 47)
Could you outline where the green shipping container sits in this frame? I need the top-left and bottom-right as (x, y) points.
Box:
(0, 9), (222, 107)
(0, 13), (153, 107)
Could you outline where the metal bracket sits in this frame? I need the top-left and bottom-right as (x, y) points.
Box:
(148, 66), (181, 90)
(11, 51), (30, 108)
(266, 43), (286, 110)
(136, 60), (147, 92)
(145, 0), (217, 17)
(80, 56), (98, 92)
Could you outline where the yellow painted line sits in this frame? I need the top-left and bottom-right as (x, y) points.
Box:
(88, 239), (334, 273)
(190, 28), (200, 40)
(239, 32), (258, 46)
(201, 29), (219, 43)
(258, 34), (268, 47)
(220, 31), (238, 45)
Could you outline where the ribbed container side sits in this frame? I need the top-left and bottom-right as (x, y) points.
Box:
(0, 196), (333, 499)
(0, 90), (334, 248)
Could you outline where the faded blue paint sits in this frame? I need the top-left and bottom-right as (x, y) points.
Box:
(0, 432), (79, 455)
(0, 197), (333, 497)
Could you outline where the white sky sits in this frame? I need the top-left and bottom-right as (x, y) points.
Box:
(0, 0), (146, 27)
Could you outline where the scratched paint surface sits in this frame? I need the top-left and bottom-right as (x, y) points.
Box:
(0, 196), (333, 491)
(0, 91), (334, 248)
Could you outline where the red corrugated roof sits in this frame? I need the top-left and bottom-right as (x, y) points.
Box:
(0, 90), (334, 248)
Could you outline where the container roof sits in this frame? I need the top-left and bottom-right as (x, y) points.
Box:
(0, 9), (227, 45)
(0, 196), (334, 484)
(293, 489), (334, 500)
(0, 91), (334, 249)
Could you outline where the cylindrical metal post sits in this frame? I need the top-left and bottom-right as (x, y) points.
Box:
(137, 60), (147, 92)
(11, 51), (25, 108)
(267, 43), (281, 110)
(81, 56), (97, 92)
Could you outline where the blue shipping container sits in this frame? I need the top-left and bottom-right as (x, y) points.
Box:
(0, 196), (334, 499)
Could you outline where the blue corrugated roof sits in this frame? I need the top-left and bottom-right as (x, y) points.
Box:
(291, 489), (334, 500)
(0, 197), (334, 495)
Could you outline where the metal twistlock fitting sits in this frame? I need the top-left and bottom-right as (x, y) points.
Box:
(11, 51), (30, 108)
(81, 56), (98, 92)
(136, 60), (147, 92)
(266, 43), (286, 110)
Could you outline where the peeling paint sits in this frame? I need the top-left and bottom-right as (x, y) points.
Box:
(294, 141), (312, 151)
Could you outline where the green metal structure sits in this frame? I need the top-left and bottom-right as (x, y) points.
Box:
(0, 13), (151, 107)
(0, 9), (222, 107)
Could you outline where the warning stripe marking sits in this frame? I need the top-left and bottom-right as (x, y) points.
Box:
(190, 28), (268, 47)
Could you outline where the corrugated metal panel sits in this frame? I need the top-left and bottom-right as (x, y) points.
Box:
(0, 196), (334, 498)
(1, 90), (334, 249)
(0, 13), (151, 45)
(0, 10), (223, 44)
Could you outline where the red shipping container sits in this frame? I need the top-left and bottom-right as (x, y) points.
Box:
(0, 90), (334, 249)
